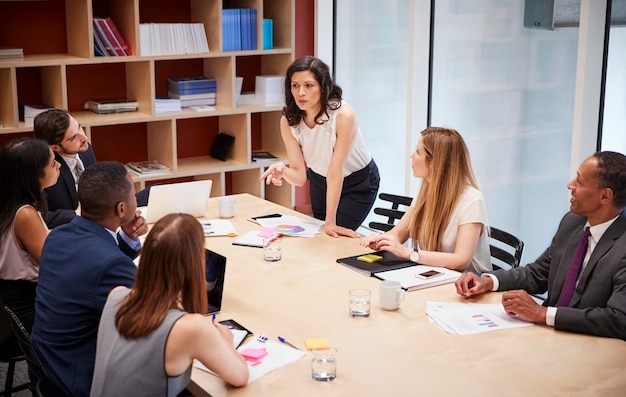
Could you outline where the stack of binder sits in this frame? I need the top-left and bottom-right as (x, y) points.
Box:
(168, 76), (217, 108)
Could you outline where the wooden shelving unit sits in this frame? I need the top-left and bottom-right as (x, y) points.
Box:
(0, 0), (295, 208)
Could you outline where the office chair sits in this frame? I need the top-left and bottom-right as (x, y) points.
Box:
(0, 304), (30, 397)
(489, 226), (524, 271)
(368, 193), (413, 233)
(3, 306), (70, 397)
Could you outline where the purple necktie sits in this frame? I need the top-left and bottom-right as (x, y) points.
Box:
(556, 227), (591, 307)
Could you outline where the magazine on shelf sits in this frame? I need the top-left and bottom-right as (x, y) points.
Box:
(251, 151), (278, 162)
(85, 99), (138, 114)
(126, 161), (170, 174)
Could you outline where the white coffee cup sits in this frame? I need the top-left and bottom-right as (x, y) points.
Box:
(379, 280), (406, 310)
(218, 196), (235, 218)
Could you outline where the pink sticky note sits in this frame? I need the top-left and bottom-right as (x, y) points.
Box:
(258, 228), (275, 238)
(240, 347), (268, 362)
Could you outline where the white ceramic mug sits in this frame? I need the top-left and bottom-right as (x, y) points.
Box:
(218, 196), (235, 218)
(379, 280), (406, 310)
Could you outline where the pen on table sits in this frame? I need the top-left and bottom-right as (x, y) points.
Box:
(277, 336), (299, 350)
(212, 313), (216, 322)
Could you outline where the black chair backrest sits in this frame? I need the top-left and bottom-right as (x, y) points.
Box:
(489, 226), (524, 271)
(3, 306), (71, 397)
(368, 193), (413, 233)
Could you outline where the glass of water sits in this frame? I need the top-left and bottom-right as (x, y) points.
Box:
(349, 288), (371, 317)
(311, 346), (337, 381)
(263, 236), (282, 261)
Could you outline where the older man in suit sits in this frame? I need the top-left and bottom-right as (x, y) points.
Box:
(456, 151), (626, 340)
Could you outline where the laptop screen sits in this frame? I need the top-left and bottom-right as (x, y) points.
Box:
(205, 248), (227, 314)
(145, 180), (212, 224)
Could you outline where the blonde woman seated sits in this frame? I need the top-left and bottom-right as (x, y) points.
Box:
(361, 127), (491, 274)
(91, 213), (248, 396)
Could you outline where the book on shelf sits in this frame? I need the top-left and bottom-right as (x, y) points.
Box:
(18, 104), (52, 124)
(155, 97), (181, 115)
(168, 91), (216, 101)
(126, 161), (171, 175)
(263, 19), (273, 50)
(373, 265), (461, 291)
(139, 23), (209, 56)
(222, 8), (257, 52)
(168, 76), (216, 93)
(93, 17), (130, 56)
(251, 151), (278, 162)
(84, 99), (138, 114)
(179, 98), (217, 108)
(0, 46), (24, 60)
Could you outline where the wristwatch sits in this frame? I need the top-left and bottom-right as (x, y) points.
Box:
(409, 250), (420, 263)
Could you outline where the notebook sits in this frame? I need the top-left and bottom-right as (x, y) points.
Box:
(374, 265), (461, 291)
(145, 180), (212, 223)
(336, 251), (416, 276)
(205, 248), (227, 314)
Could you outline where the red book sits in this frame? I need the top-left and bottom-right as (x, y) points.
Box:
(95, 17), (124, 56)
(104, 17), (131, 56)
(93, 18), (117, 55)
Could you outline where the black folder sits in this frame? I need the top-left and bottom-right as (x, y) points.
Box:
(336, 251), (415, 277)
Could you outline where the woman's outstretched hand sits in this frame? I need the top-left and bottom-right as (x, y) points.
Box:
(260, 162), (286, 186)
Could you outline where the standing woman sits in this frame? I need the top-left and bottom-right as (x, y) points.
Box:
(91, 213), (248, 396)
(361, 127), (491, 275)
(0, 137), (60, 331)
(261, 56), (380, 237)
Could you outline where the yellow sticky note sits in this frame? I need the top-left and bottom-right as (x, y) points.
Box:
(304, 337), (330, 351)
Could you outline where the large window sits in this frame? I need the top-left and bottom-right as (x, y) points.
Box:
(334, 0), (411, 208)
(430, 1), (578, 262)
(601, 0), (626, 152)
(334, 1), (614, 264)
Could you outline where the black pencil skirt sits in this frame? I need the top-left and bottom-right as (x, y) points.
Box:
(306, 159), (380, 230)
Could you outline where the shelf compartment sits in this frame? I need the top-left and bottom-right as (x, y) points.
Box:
(250, 110), (284, 160)
(66, 60), (152, 114)
(176, 113), (248, 164)
(154, 56), (232, 111)
(15, 65), (66, 127)
(261, 0), (293, 50)
(229, 168), (262, 197)
(92, 0), (138, 57)
(0, 0), (90, 58)
(90, 120), (175, 170)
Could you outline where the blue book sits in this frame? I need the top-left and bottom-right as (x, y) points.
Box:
(249, 9), (257, 50)
(233, 9), (242, 51)
(168, 76), (216, 91)
(240, 9), (249, 50)
(222, 9), (233, 51)
(263, 19), (273, 50)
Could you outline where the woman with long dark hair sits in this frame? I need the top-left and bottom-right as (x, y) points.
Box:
(0, 137), (60, 330)
(261, 56), (380, 238)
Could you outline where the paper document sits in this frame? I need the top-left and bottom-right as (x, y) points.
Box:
(194, 339), (304, 382)
(426, 301), (533, 335)
(255, 215), (323, 237)
(200, 219), (237, 237)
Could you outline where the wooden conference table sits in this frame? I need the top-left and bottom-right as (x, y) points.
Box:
(187, 194), (626, 397)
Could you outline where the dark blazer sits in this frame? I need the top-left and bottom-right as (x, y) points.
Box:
(44, 145), (97, 228)
(32, 216), (136, 397)
(494, 210), (626, 340)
